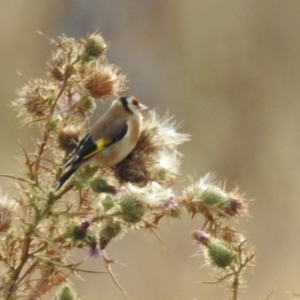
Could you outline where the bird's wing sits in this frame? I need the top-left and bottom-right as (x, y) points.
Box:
(63, 118), (128, 168)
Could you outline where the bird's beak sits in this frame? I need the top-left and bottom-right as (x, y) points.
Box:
(138, 103), (148, 111)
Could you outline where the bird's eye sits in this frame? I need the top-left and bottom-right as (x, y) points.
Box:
(132, 98), (139, 106)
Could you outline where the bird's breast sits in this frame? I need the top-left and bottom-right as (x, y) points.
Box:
(89, 116), (142, 167)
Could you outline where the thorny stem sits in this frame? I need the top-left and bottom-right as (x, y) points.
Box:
(54, 182), (75, 199)
(36, 258), (107, 275)
(4, 69), (74, 296)
(33, 66), (71, 181)
(34, 132), (48, 178)
(15, 261), (38, 287)
(102, 251), (128, 299)
(4, 235), (32, 298)
(4, 183), (74, 299)
(0, 174), (33, 184)
(49, 59), (71, 117)
(232, 275), (239, 300)
(25, 266), (55, 300)
(230, 241), (255, 300)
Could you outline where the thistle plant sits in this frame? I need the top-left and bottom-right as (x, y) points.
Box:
(0, 32), (255, 300)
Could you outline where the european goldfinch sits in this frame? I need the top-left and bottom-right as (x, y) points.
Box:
(55, 96), (147, 190)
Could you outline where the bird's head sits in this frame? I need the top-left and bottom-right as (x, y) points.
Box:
(117, 96), (148, 115)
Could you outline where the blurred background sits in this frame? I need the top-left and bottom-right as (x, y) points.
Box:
(1, 1), (300, 299)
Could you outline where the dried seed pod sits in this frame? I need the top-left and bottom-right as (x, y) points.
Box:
(57, 126), (80, 152)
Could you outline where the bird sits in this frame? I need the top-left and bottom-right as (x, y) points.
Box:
(55, 95), (147, 190)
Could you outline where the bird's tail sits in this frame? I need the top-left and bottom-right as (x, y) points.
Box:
(55, 166), (78, 190)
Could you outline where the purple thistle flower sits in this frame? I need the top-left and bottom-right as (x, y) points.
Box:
(164, 197), (179, 212)
(88, 245), (101, 258)
(80, 220), (91, 229)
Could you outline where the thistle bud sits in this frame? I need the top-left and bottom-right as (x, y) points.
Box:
(71, 221), (90, 241)
(200, 186), (229, 209)
(169, 207), (182, 218)
(205, 238), (236, 268)
(75, 95), (96, 112)
(99, 221), (122, 250)
(75, 166), (98, 186)
(101, 196), (115, 211)
(86, 235), (100, 258)
(56, 284), (77, 300)
(99, 236), (109, 250)
(82, 33), (107, 62)
(90, 178), (117, 195)
(46, 117), (60, 131)
(119, 194), (146, 223)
